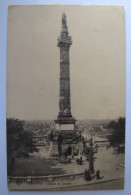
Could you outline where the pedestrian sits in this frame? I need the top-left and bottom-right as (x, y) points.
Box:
(76, 158), (79, 165)
(79, 156), (82, 165)
(84, 169), (91, 181)
(96, 169), (100, 179)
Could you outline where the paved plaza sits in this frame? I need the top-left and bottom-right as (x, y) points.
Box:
(52, 146), (124, 178)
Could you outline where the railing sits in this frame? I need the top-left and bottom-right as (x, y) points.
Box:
(8, 172), (86, 185)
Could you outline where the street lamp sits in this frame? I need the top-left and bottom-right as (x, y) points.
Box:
(89, 137), (94, 173)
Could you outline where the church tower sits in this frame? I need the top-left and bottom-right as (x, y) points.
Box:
(55, 13), (76, 133)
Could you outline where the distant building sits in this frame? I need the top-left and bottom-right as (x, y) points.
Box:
(32, 136), (47, 146)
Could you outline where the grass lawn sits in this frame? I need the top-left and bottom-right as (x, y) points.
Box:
(10, 156), (65, 176)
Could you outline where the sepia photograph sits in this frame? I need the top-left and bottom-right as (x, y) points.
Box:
(6, 5), (125, 191)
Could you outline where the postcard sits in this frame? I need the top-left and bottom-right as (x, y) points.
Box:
(7, 5), (125, 190)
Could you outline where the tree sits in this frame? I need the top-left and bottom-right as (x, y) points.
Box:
(7, 118), (38, 175)
(107, 117), (125, 146)
(107, 120), (117, 130)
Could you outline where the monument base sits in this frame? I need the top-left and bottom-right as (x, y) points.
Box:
(55, 115), (76, 131)
(54, 115), (83, 155)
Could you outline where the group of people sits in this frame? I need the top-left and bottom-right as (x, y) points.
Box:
(84, 169), (100, 181)
(84, 169), (91, 181)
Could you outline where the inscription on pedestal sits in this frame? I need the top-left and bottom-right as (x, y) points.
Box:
(56, 124), (75, 131)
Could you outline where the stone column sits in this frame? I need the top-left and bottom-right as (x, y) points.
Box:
(57, 12), (72, 118)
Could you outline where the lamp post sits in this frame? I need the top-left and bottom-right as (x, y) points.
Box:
(89, 137), (94, 173)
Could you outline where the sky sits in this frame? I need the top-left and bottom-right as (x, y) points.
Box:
(6, 5), (126, 120)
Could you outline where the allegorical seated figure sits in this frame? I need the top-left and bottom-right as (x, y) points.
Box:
(63, 108), (70, 114)
(60, 103), (71, 116)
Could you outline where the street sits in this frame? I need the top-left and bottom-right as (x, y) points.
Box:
(56, 178), (124, 191)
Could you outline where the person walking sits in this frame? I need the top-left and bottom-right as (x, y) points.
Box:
(96, 169), (100, 179)
(76, 158), (79, 165)
(79, 156), (82, 165)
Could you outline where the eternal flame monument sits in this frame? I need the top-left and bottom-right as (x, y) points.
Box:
(55, 13), (83, 156)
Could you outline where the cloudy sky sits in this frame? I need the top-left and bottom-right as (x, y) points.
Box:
(7, 5), (125, 120)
